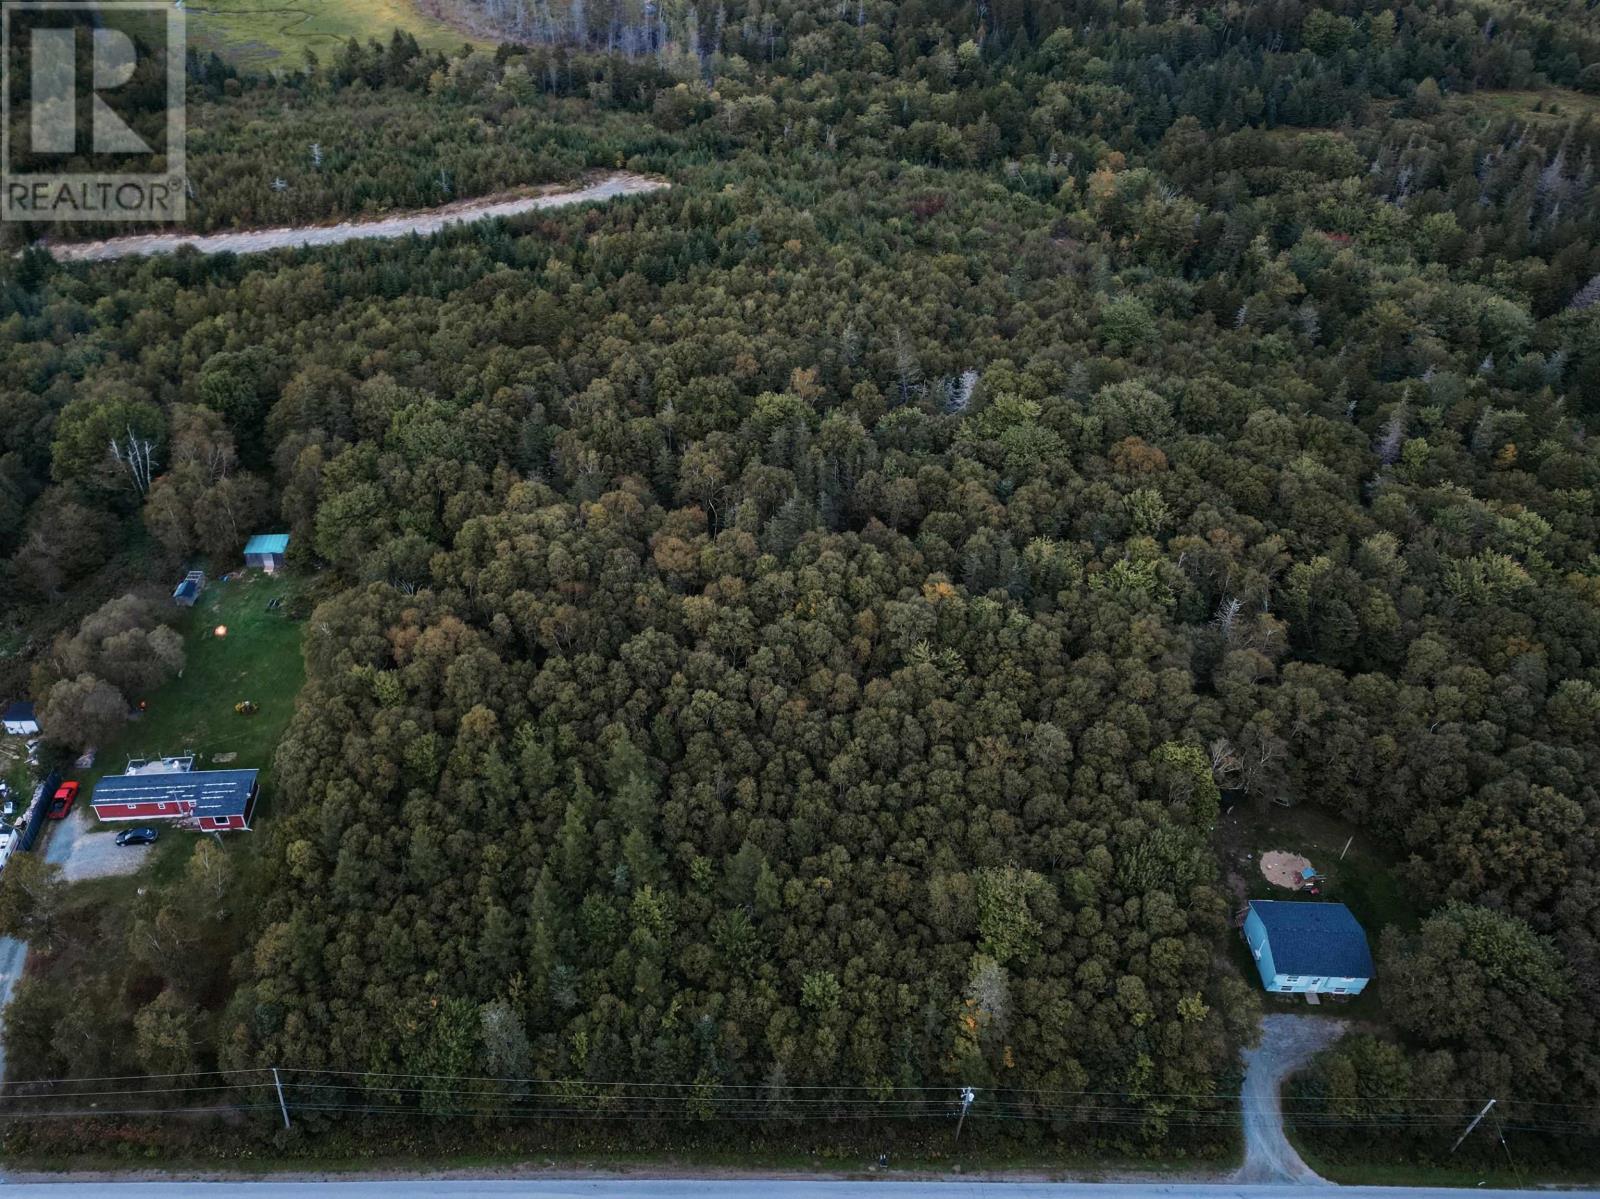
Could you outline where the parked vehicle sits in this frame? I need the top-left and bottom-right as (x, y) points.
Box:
(115, 827), (159, 846)
(47, 780), (79, 819)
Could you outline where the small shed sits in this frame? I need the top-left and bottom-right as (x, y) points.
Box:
(243, 533), (290, 574)
(2, 701), (39, 737)
(1244, 899), (1374, 997)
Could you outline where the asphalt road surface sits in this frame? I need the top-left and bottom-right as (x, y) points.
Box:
(40, 173), (670, 263)
(1236, 1013), (1348, 1184)
(0, 1182), (1592, 1197)
(0, 934), (23, 1081)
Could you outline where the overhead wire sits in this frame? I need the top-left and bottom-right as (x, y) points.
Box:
(0, 1065), (1594, 1138)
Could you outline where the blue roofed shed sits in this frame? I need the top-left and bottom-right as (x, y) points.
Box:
(243, 533), (290, 573)
(1244, 900), (1374, 996)
(3, 701), (39, 736)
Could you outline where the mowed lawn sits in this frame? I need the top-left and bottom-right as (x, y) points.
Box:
(63, 571), (306, 847)
(181, 0), (488, 69)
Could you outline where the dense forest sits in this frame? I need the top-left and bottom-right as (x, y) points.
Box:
(2, 0), (1600, 1168)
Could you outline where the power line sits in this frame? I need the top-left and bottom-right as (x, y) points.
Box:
(0, 1066), (259, 1085)
(0, 1105), (281, 1123)
(261, 1068), (1600, 1109)
(0, 1090), (1592, 1136)
(4, 1064), (1595, 1114)
(1, 1066), (1595, 1140)
(0, 1082), (268, 1102)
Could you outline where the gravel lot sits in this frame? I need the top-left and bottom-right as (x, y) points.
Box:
(44, 807), (155, 882)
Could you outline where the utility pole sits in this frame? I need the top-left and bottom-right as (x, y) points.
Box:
(1450, 1098), (1495, 1153)
(272, 1067), (292, 1130)
(1493, 1108), (1524, 1187)
(954, 1086), (976, 1146)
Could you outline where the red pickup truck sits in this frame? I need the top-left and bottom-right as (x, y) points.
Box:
(46, 780), (78, 819)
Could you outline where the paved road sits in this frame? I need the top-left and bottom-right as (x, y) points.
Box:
(1236, 1013), (1347, 1185)
(0, 1182), (1592, 1197)
(40, 173), (669, 263)
(43, 807), (155, 882)
(0, 933), (24, 1082)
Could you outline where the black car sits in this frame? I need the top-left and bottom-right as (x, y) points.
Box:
(115, 827), (159, 846)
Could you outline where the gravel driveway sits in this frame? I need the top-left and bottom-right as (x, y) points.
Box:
(44, 807), (154, 882)
(0, 934), (25, 1081)
(1234, 1013), (1346, 1185)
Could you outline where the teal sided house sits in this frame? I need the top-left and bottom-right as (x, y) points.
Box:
(1244, 899), (1374, 996)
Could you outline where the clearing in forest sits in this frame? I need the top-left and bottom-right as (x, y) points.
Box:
(178, 0), (486, 69)
(1456, 87), (1600, 124)
(57, 570), (306, 844)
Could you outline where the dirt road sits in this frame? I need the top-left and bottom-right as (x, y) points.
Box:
(40, 172), (669, 263)
(1235, 1013), (1346, 1185)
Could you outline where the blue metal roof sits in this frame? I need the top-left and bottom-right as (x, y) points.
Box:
(3, 701), (35, 721)
(244, 533), (290, 555)
(1249, 900), (1374, 979)
(93, 768), (258, 818)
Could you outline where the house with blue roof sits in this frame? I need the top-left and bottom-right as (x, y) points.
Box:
(1243, 899), (1374, 997)
(243, 533), (290, 573)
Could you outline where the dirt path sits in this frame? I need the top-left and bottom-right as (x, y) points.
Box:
(39, 172), (668, 263)
(1234, 1013), (1346, 1185)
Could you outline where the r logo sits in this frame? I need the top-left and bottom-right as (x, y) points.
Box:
(29, 26), (154, 154)
(2, 3), (186, 222)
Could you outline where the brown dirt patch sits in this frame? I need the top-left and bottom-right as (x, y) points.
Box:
(1260, 850), (1314, 890)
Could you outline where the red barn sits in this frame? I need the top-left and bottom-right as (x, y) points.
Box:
(91, 759), (259, 831)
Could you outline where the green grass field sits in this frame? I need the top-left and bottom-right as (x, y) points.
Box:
(180, 0), (488, 70)
(61, 571), (306, 854)
(1223, 802), (1420, 933)
(1297, 1144), (1600, 1189)
(1457, 87), (1600, 124)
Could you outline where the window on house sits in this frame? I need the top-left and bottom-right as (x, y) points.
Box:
(1332, 986), (1348, 994)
